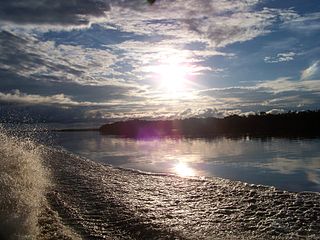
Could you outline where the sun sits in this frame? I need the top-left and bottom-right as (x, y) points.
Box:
(146, 57), (191, 94)
(143, 53), (200, 98)
(158, 63), (188, 92)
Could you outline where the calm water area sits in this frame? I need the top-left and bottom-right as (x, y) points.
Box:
(52, 131), (320, 192)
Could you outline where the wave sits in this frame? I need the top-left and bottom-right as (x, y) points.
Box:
(44, 148), (320, 240)
(1, 126), (320, 239)
(0, 127), (49, 239)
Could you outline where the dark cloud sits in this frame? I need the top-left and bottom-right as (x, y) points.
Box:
(0, 68), (137, 103)
(0, 31), (85, 79)
(0, 0), (157, 27)
(0, 0), (110, 26)
(0, 30), (138, 96)
(0, 103), (101, 123)
(0, 30), (145, 123)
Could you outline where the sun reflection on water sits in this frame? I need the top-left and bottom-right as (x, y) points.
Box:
(174, 162), (195, 177)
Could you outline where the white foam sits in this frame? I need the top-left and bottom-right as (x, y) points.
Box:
(0, 127), (49, 239)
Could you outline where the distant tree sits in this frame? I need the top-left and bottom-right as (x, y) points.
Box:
(100, 110), (320, 138)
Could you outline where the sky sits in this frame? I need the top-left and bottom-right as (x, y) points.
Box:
(0, 0), (320, 123)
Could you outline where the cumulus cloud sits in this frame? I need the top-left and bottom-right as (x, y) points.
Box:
(266, 109), (286, 115)
(177, 107), (243, 119)
(264, 52), (296, 63)
(301, 61), (319, 80)
(88, 107), (244, 121)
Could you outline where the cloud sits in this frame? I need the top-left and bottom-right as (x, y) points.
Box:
(266, 109), (286, 115)
(261, 157), (320, 183)
(1, 26), (319, 122)
(301, 61), (319, 80)
(0, 0), (110, 28)
(87, 107), (244, 121)
(281, 12), (320, 33)
(106, 0), (286, 48)
(264, 52), (296, 63)
(0, 30), (146, 88)
(0, 90), (105, 107)
(0, 104), (105, 124)
(0, 0), (161, 30)
(196, 77), (320, 112)
(177, 108), (243, 119)
(0, 89), (162, 110)
(257, 77), (320, 92)
(1, 74), (319, 122)
(1, 0), (319, 123)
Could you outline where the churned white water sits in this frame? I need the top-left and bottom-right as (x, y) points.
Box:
(0, 128), (49, 239)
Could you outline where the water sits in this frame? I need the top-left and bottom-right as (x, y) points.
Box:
(52, 131), (320, 192)
(1, 127), (320, 239)
(0, 129), (49, 239)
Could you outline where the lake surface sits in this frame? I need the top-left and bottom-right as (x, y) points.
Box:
(52, 131), (320, 192)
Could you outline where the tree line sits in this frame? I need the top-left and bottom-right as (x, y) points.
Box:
(99, 110), (320, 138)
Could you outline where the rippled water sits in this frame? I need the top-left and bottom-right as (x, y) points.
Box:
(1, 127), (320, 239)
(52, 131), (320, 192)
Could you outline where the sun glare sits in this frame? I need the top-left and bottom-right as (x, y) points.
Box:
(158, 63), (188, 92)
(146, 55), (193, 95)
(174, 162), (195, 177)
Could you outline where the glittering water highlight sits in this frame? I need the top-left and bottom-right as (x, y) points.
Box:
(1, 127), (320, 239)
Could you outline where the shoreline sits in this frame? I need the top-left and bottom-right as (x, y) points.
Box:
(51, 128), (99, 132)
(51, 128), (320, 140)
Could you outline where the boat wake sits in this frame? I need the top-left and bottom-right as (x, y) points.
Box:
(1, 128), (320, 239)
(0, 128), (48, 239)
(0, 128), (79, 240)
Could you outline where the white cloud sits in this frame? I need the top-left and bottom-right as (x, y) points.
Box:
(0, 90), (136, 108)
(0, 30), (149, 89)
(95, 0), (298, 85)
(258, 77), (320, 92)
(301, 61), (319, 80)
(0, 90), (82, 106)
(261, 157), (320, 178)
(264, 52), (296, 63)
(178, 107), (242, 119)
(195, 76), (320, 112)
(1, 1), (319, 122)
(106, 0), (285, 48)
(281, 12), (320, 33)
(266, 109), (286, 115)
